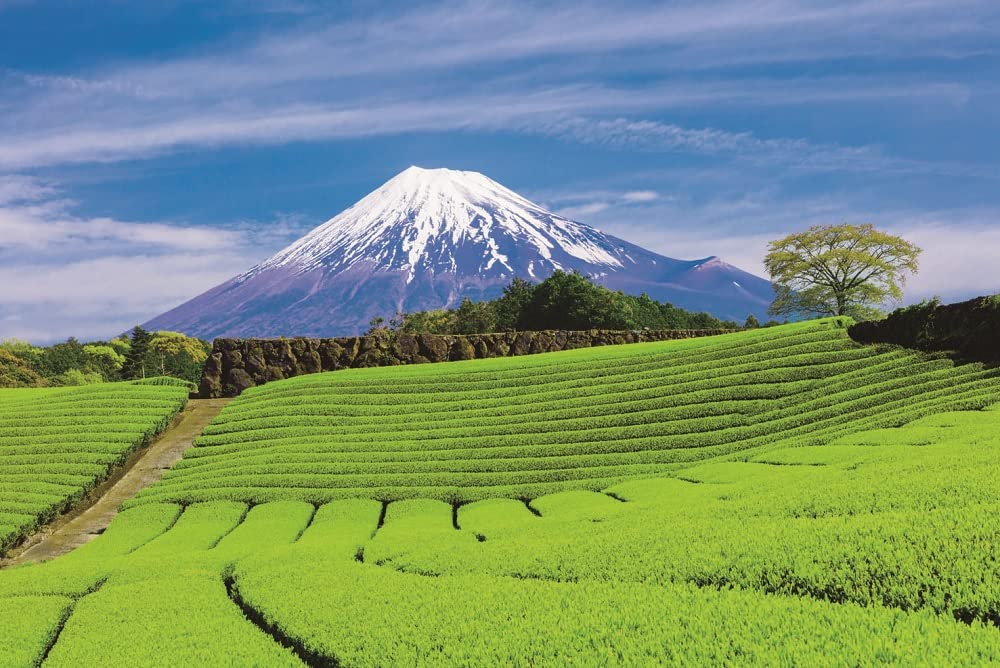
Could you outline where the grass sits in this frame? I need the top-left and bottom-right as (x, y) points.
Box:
(0, 320), (999, 665)
(0, 379), (189, 555)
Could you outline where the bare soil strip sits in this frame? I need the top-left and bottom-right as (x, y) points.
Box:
(1, 398), (230, 568)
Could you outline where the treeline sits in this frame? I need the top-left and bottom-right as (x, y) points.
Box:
(374, 271), (754, 335)
(0, 326), (210, 389)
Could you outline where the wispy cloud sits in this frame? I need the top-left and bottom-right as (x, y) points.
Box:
(51, 0), (995, 97)
(0, 176), (306, 343)
(0, 253), (254, 342)
(3, 97), (985, 186)
(0, 1), (994, 171)
(0, 176), (242, 253)
(579, 186), (1000, 301)
(536, 116), (1000, 180)
(622, 191), (659, 202)
(557, 201), (612, 219)
(0, 174), (57, 205)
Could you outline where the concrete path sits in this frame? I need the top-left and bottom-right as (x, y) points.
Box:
(1, 398), (230, 567)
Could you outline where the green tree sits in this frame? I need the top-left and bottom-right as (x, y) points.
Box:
(382, 274), (731, 334)
(365, 317), (390, 337)
(108, 336), (132, 358)
(0, 339), (44, 368)
(83, 344), (126, 381)
(51, 368), (103, 386)
(122, 326), (152, 379)
(147, 331), (211, 383)
(764, 224), (921, 320)
(493, 278), (535, 330)
(453, 298), (497, 334)
(398, 309), (456, 334)
(38, 338), (86, 377)
(519, 271), (634, 330)
(0, 349), (44, 388)
(744, 314), (761, 329)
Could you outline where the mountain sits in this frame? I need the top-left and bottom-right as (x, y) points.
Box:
(145, 166), (773, 338)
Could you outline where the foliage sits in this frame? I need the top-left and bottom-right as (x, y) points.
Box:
(122, 326), (152, 380)
(50, 368), (104, 386)
(493, 277), (534, 330)
(38, 337), (88, 377)
(517, 270), (633, 330)
(83, 344), (126, 380)
(453, 298), (498, 334)
(147, 331), (211, 384)
(849, 293), (1000, 363)
(0, 349), (45, 388)
(109, 336), (132, 358)
(397, 271), (738, 334)
(0, 339), (44, 368)
(394, 308), (455, 335)
(765, 223), (921, 320)
(0, 329), (210, 388)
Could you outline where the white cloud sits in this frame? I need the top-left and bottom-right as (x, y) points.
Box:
(2, 96), (984, 182)
(0, 1), (993, 172)
(622, 190), (659, 202)
(0, 177), (305, 343)
(0, 253), (250, 308)
(894, 223), (1000, 300)
(557, 201), (611, 219)
(0, 174), (57, 205)
(0, 178), (243, 252)
(0, 253), (255, 342)
(26, 1), (991, 99)
(576, 186), (1000, 303)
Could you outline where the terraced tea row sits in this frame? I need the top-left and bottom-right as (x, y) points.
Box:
(0, 379), (189, 554)
(3, 404), (1000, 664)
(129, 320), (1000, 505)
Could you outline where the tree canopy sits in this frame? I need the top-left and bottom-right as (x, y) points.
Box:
(0, 329), (209, 388)
(393, 271), (740, 334)
(764, 223), (921, 320)
(122, 326), (152, 380)
(148, 331), (211, 380)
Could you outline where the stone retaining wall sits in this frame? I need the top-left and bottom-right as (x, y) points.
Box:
(199, 328), (734, 397)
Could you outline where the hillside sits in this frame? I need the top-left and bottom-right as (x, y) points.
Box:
(1, 321), (1000, 664)
(145, 167), (773, 338)
(131, 319), (1000, 505)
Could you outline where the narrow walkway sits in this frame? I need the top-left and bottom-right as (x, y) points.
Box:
(1, 398), (230, 567)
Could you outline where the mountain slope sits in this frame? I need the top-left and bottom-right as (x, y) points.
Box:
(146, 167), (773, 338)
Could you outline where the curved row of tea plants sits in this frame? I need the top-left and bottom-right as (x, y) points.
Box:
(0, 379), (189, 554)
(129, 319), (1000, 505)
(3, 404), (1000, 664)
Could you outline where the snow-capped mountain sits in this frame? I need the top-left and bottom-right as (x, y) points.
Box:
(145, 166), (773, 338)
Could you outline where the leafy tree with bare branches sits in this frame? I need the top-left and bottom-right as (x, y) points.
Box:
(765, 224), (921, 321)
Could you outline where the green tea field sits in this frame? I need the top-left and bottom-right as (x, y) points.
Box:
(1, 320), (999, 666)
(0, 380), (189, 555)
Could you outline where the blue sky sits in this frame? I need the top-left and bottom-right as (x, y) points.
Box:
(1, 0), (999, 343)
